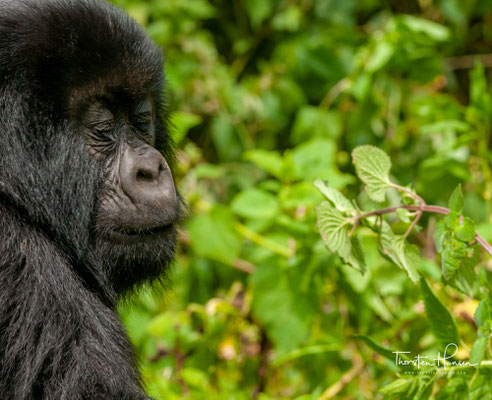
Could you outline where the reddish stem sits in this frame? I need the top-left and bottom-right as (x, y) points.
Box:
(354, 205), (492, 257)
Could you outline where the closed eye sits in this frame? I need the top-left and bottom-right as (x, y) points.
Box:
(90, 120), (114, 133)
(133, 114), (152, 131)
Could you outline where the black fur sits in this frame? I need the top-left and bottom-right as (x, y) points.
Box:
(0, 0), (177, 398)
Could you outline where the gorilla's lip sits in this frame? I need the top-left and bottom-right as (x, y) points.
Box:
(105, 223), (175, 243)
(115, 224), (173, 236)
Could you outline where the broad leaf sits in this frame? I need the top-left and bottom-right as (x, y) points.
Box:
(187, 206), (241, 264)
(379, 223), (420, 283)
(314, 179), (354, 211)
(421, 278), (460, 348)
(352, 145), (392, 202)
(447, 259), (476, 297)
(317, 202), (351, 256)
(244, 149), (284, 178)
(231, 188), (279, 220)
(469, 336), (488, 366)
(169, 111), (202, 143)
(474, 300), (490, 330)
(317, 202), (365, 272)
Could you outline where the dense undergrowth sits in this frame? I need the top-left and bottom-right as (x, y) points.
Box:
(111, 0), (492, 398)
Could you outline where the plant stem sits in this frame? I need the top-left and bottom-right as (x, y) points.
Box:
(390, 183), (426, 238)
(235, 222), (293, 258)
(353, 205), (492, 257)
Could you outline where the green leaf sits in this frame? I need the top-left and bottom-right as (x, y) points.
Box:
(349, 235), (367, 274)
(366, 40), (394, 73)
(169, 111), (202, 143)
(442, 236), (479, 281)
(211, 114), (242, 161)
(448, 184), (464, 213)
(447, 259), (476, 297)
(455, 216), (475, 242)
(469, 336), (488, 366)
(379, 378), (414, 395)
(314, 179), (354, 212)
(396, 207), (412, 223)
(400, 15), (451, 41)
(441, 242), (466, 280)
(352, 335), (415, 371)
(474, 300), (490, 329)
(181, 368), (210, 391)
(420, 278), (460, 348)
(293, 139), (354, 187)
(414, 375), (436, 399)
(316, 202), (365, 272)
(316, 202), (352, 257)
(379, 223), (420, 283)
(244, 149), (284, 178)
(271, 6), (302, 32)
(434, 219), (446, 253)
(231, 188), (279, 220)
(291, 106), (342, 144)
(352, 145), (392, 202)
(251, 263), (315, 353)
(187, 206), (241, 264)
(280, 181), (323, 208)
(352, 335), (398, 362)
(243, 0), (273, 29)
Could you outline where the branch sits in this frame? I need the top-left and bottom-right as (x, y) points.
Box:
(390, 183), (426, 238)
(235, 222), (294, 258)
(352, 204), (492, 257)
(318, 347), (364, 399)
(447, 54), (492, 70)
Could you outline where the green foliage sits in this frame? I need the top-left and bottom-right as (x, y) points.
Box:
(420, 278), (460, 348)
(352, 145), (392, 202)
(111, 0), (492, 397)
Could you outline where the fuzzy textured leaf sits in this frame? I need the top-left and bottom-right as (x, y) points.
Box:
(317, 202), (365, 272)
(314, 179), (354, 211)
(352, 145), (392, 202)
(379, 223), (420, 283)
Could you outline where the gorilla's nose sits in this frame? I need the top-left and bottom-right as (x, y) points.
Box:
(120, 144), (177, 222)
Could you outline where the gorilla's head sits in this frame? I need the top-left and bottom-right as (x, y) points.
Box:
(0, 0), (181, 296)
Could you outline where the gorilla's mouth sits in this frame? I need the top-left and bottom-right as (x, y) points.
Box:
(105, 223), (175, 243)
(116, 224), (173, 236)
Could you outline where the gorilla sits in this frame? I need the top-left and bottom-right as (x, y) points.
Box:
(0, 0), (180, 398)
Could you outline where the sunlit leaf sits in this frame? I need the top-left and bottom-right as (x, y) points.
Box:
(352, 145), (392, 202)
(231, 188), (279, 220)
(314, 179), (354, 212)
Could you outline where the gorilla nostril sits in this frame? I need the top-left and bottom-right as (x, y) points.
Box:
(136, 169), (154, 182)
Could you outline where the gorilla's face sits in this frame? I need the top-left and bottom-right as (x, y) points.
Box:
(80, 96), (178, 241)
(75, 94), (180, 291)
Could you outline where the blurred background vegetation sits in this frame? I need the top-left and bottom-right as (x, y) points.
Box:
(110, 0), (492, 398)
